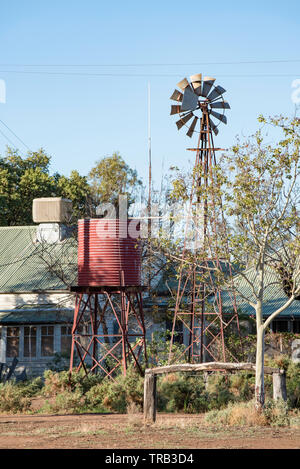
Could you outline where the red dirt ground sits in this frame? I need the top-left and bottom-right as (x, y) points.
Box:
(0, 412), (299, 449)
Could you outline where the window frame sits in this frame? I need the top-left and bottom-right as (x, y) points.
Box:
(3, 324), (73, 361)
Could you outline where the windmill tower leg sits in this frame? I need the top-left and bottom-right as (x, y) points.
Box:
(168, 75), (242, 365)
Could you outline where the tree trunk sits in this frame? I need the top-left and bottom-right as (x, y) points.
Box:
(255, 324), (265, 410)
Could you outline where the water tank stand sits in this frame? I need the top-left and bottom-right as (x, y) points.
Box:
(69, 285), (148, 379)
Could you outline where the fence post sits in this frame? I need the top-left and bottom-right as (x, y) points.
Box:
(272, 369), (287, 401)
(144, 372), (157, 423)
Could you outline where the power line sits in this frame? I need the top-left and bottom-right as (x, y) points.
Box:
(0, 127), (18, 148)
(0, 70), (299, 78)
(0, 58), (300, 66)
(0, 119), (31, 151)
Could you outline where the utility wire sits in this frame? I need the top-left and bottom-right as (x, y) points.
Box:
(0, 119), (31, 151)
(0, 58), (300, 66)
(0, 127), (18, 149)
(0, 70), (299, 78)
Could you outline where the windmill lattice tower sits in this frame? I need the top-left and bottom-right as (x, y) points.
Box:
(168, 74), (241, 364)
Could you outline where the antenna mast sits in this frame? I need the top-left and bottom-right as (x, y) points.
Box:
(147, 82), (152, 290)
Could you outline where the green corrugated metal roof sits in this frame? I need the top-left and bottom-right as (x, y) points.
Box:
(221, 264), (300, 318)
(0, 307), (74, 324)
(0, 226), (77, 293)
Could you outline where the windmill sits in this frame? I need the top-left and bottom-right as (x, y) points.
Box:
(168, 74), (241, 364)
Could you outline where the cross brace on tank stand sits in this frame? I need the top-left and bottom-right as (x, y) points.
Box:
(168, 74), (242, 364)
(69, 285), (147, 379)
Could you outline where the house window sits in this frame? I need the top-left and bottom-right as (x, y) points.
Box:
(41, 326), (54, 356)
(24, 326), (37, 357)
(61, 326), (72, 355)
(293, 321), (300, 333)
(7, 327), (20, 357)
(272, 320), (289, 333)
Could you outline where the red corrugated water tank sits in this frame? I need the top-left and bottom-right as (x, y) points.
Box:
(77, 218), (141, 286)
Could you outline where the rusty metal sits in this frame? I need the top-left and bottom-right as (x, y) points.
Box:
(176, 111), (194, 130)
(170, 90), (183, 102)
(77, 219), (141, 287)
(186, 116), (198, 138)
(69, 219), (147, 379)
(169, 75), (242, 365)
(69, 285), (147, 379)
(170, 104), (182, 115)
(177, 77), (190, 91)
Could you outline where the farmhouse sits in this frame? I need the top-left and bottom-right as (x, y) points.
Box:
(222, 264), (300, 334)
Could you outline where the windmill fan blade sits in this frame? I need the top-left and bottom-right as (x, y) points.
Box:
(186, 116), (198, 138)
(207, 85), (226, 102)
(190, 73), (202, 82)
(209, 117), (219, 136)
(177, 78), (190, 91)
(170, 105), (182, 115)
(210, 110), (227, 124)
(176, 112), (194, 130)
(170, 89), (183, 102)
(181, 86), (198, 112)
(201, 77), (215, 97)
(190, 73), (202, 96)
(210, 100), (230, 109)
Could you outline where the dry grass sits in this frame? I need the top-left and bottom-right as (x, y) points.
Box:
(204, 401), (273, 427)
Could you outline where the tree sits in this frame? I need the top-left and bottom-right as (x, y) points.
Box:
(88, 152), (142, 213)
(159, 116), (300, 409)
(0, 147), (91, 225)
(221, 115), (300, 409)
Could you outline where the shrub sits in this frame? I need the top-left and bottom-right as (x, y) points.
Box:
(86, 366), (144, 413)
(229, 372), (254, 401)
(41, 390), (85, 414)
(286, 362), (300, 408)
(157, 373), (210, 413)
(43, 369), (103, 398)
(204, 399), (291, 427)
(263, 399), (290, 427)
(16, 376), (44, 397)
(205, 373), (235, 410)
(0, 382), (31, 413)
(204, 400), (268, 426)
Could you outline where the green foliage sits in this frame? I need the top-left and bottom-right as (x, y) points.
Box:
(286, 362), (300, 408)
(88, 152), (142, 210)
(0, 147), (91, 225)
(146, 330), (187, 367)
(157, 373), (208, 413)
(86, 366), (144, 413)
(0, 357), (298, 418)
(42, 389), (85, 414)
(0, 382), (31, 413)
(15, 376), (44, 397)
(42, 369), (102, 398)
(263, 399), (290, 427)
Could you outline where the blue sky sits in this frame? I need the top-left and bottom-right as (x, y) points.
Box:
(0, 0), (300, 192)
